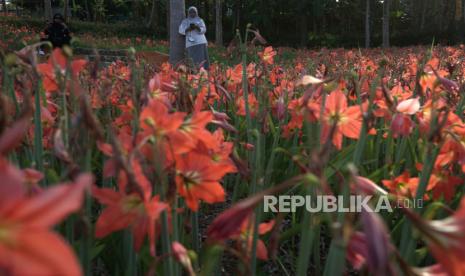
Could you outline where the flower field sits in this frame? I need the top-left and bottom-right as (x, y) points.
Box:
(2, 25), (465, 275)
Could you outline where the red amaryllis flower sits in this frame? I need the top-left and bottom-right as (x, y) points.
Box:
(197, 129), (236, 170)
(92, 160), (168, 256)
(429, 171), (463, 202)
(140, 99), (186, 139)
(416, 99), (447, 135)
(318, 90), (363, 149)
(208, 201), (260, 243)
(435, 139), (465, 173)
(225, 64), (243, 90)
(175, 151), (235, 211)
(381, 172), (430, 199)
(236, 93), (259, 118)
(169, 111), (216, 155)
(36, 48), (87, 92)
(207, 187), (273, 241)
(208, 174), (305, 242)
(235, 217), (275, 260)
(390, 97), (420, 138)
(403, 198), (465, 275)
(0, 166), (91, 276)
(259, 46), (277, 65)
(147, 73), (176, 103)
(419, 73), (437, 94)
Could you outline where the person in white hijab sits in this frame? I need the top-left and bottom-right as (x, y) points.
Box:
(179, 6), (210, 70)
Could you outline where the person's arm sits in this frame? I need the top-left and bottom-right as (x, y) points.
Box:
(179, 20), (187, 35)
(197, 19), (206, 34)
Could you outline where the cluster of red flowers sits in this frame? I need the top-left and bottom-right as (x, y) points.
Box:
(3, 41), (465, 275)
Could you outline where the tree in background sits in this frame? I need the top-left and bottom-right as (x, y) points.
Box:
(215, 0), (223, 46)
(298, 0), (308, 47)
(12, 0), (465, 48)
(382, 0), (390, 48)
(63, 0), (69, 21)
(44, 0), (53, 21)
(169, 0), (185, 65)
(365, 0), (371, 48)
(147, 0), (158, 29)
(455, 0), (463, 42)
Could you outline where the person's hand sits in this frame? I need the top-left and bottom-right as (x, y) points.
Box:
(188, 23), (200, 32)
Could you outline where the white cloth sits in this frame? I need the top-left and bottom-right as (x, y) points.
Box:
(178, 7), (208, 48)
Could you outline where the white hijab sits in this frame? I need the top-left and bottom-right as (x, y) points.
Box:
(186, 6), (202, 25)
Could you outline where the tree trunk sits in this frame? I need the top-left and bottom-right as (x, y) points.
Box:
(166, 0), (170, 36)
(299, 14), (308, 47)
(169, 0), (185, 65)
(84, 0), (90, 20)
(147, 0), (158, 29)
(455, 0), (463, 42)
(456, 0), (463, 22)
(420, 0), (427, 31)
(44, 0), (53, 21)
(2, 0), (7, 16)
(233, 0), (241, 32)
(63, 0), (69, 21)
(463, 0), (465, 25)
(365, 0), (370, 48)
(133, 0), (140, 22)
(382, 0), (390, 48)
(298, 0), (307, 47)
(215, 0), (223, 46)
(463, 0), (465, 26)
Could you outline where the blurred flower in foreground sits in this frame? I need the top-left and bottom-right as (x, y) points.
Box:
(36, 48), (87, 93)
(404, 198), (465, 275)
(347, 210), (395, 276)
(0, 166), (91, 276)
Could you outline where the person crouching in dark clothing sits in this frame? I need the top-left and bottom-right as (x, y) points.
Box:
(42, 13), (71, 49)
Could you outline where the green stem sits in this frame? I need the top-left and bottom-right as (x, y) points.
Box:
(33, 84), (44, 177)
(296, 184), (316, 276)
